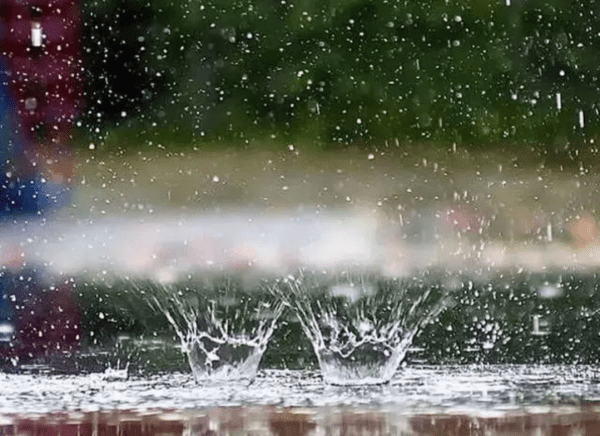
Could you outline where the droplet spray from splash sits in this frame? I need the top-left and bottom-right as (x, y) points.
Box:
(143, 278), (284, 383)
(274, 269), (448, 385)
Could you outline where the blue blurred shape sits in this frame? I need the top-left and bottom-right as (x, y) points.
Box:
(0, 56), (70, 220)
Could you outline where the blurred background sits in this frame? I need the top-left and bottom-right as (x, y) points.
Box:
(68, 0), (600, 270)
(79, 0), (600, 150)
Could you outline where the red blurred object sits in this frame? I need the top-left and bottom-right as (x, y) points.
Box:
(14, 278), (80, 358)
(1, 0), (83, 181)
(0, 266), (80, 361)
(444, 203), (489, 234)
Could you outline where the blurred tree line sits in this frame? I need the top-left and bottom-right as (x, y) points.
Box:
(80, 0), (600, 148)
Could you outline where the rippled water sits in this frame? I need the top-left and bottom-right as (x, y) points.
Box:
(2, 365), (599, 415)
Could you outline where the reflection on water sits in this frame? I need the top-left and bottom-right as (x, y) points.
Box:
(2, 406), (600, 435)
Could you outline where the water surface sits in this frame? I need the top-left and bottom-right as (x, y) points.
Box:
(2, 365), (599, 414)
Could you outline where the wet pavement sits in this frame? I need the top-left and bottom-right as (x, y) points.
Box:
(3, 407), (600, 436)
(3, 406), (600, 436)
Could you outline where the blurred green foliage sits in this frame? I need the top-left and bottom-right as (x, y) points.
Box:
(81, 0), (600, 148)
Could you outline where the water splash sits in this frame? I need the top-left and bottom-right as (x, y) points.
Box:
(145, 277), (284, 383)
(274, 269), (448, 385)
